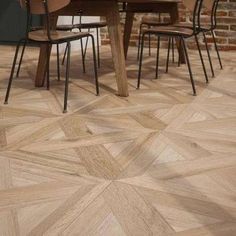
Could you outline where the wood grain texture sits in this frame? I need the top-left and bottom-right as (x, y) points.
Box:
(36, 0), (129, 97)
(35, 0), (181, 96)
(0, 45), (236, 235)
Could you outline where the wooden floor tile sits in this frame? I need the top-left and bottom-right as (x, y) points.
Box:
(0, 45), (236, 235)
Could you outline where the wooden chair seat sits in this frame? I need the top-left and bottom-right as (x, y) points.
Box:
(76, 21), (107, 29)
(173, 22), (211, 31)
(141, 16), (171, 26)
(143, 26), (194, 37)
(56, 18), (107, 68)
(56, 21), (107, 31)
(137, 13), (173, 61)
(28, 30), (90, 42)
(56, 24), (77, 31)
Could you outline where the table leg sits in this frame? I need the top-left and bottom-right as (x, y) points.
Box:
(169, 3), (185, 63)
(106, 0), (129, 97)
(123, 11), (134, 59)
(35, 45), (48, 87)
(35, 16), (58, 87)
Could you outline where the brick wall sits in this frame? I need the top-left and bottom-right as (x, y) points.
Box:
(101, 0), (236, 50)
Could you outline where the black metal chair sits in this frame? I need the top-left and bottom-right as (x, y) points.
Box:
(15, 14), (87, 81)
(56, 13), (87, 75)
(137, 0), (208, 95)
(173, 0), (222, 78)
(4, 0), (99, 113)
(16, 13), (106, 79)
(199, 0), (223, 76)
(137, 14), (176, 63)
(58, 16), (107, 69)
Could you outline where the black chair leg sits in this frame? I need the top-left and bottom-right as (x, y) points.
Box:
(63, 42), (71, 113)
(80, 39), (86, 73)
(46, 44), (50, 90)
(148, 26), (151, 56)
(181, 37), (196, 96)
(96, 27), (100, 68)
(137, 23), (143, 61)
(4, 39), (24, 104)
(16, 40), (27, 78)
(155, 36), (160, 79)
(137, 33), (145, 89)
(166, 37), (171, 73)
(178, 43), (181, 67)
(211, 30), (223, 69)
(77, 27), (86, 73)
(203, 32), (215, 78)
(56, 44), (60, 81)
(78, 27), (86, 74)
(195, 35), (208, 83)
(83, 28), (90, 58)
(172, 37), (175, 63)
(80, 28), (91, 74)
(61, 43), (68, 66)
(89, 35), (99, 96)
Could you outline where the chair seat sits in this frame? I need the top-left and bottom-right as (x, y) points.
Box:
(141, 18), (211, 32)
(141, 16), (171, 27)
(141, 17), (171, 26)
(142, 20), (171, 27)
(173, 23), (211, 31)
(143, 26), (194, 37)
(56, 21), (107, 31)
(28, 30), (90, 42)
(76, 21), (107, 29)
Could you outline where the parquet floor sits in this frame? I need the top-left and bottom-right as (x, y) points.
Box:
(0, 44), (236, 236)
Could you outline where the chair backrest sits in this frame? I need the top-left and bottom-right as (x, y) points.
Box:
(19, 0), (70, 14)
(202, 0), (219, 28)
(19, 0), (71, 42)
(182, 0), (203, 34)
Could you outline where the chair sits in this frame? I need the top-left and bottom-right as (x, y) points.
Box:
(137, 14), (176, 64)
(137, 0), (208, 95)
(4, 0), (99, 113)
(15, 16), (86, 79)
(199, 0), (223, 75)
(56, 14), (87, 74)
(173, 0), (222, 77)
(58, 16), (107, 68)
(16, 13), (106, 79)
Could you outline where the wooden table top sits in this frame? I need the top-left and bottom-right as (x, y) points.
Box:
(123, 0), (181, 2)
(71, 0), (181, 2)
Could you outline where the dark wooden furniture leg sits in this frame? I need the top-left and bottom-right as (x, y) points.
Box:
(169, 3), (185, 63)
(106, 0), (129, 96)
(124, 11), (134, 59)
(35, 16), (58, 87)
(35, 1), (129, 97)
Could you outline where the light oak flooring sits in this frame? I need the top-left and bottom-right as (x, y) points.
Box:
(0, 44), (236, 236)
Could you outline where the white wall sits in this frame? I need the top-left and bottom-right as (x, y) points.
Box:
(53, 16), (100, 53)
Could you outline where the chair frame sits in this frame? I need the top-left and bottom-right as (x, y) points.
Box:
(200, 0), (223, 77)
(4, 0), (99, 113)
(61, 15), (107, 69)
(137, 13), (176, 64)
(173, 0), (222, 78)
(137, 0), (206, 95)
(59, 14), (86, 73)
(16, 12), (87, 79)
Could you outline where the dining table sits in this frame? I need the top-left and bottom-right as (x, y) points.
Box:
(35, 0), (182, 97)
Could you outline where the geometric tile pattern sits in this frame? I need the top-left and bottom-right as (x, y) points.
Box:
(0, 45), (236, 235)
